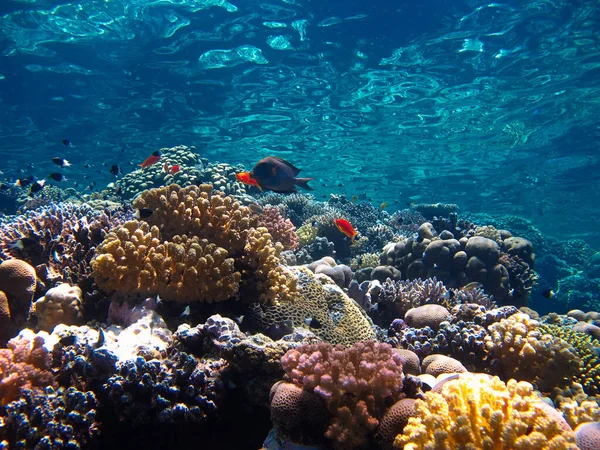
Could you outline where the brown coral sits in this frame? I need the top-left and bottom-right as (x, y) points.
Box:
(485, 313), (581, 392)
(404, 304), (450, 331)
(0, 333), (56, 405)
(0, 259), (37, 340)
(33, 283), (84, 331)
(250, 267), (375, 346)
(92, 184), (297, 304)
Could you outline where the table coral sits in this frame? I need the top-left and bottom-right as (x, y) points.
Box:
(249, 267), (376, 347)
(485, 313), (580, 392)
(280, 341), (405, 449)
(394, 373), (578, 450)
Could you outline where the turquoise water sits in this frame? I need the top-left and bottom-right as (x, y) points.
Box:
(1, 0), (599, 244)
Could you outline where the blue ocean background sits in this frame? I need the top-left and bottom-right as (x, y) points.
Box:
(0, 0), (599, 244)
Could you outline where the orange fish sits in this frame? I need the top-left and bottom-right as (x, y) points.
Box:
(163, 162), (169, 173)
(236, 171), (263, 191)
(139, 150), (161, 169)
(171, 165), (180, 174)
(334, 218), (358, 244)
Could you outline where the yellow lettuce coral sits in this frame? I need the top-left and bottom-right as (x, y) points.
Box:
(395, 373), (578, 450)
(296, 223), (318, 247)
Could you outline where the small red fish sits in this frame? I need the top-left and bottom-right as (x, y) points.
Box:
(138, 150), (161, 169)
(334, 218), (358, 244)
(236, 171), (263, 191)
(171, 165), (180, 174)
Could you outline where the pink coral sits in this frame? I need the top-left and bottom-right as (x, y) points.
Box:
(258, 206), (299, 251)
(281, 341), (404, 449)
(0, 333), (56, 405)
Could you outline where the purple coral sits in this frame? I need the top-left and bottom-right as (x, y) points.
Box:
(281, 341), (404, 449)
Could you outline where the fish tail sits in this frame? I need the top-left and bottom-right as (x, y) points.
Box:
(295, 177), (314, 191)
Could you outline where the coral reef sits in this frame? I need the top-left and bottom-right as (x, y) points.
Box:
(280, 341), (405, 449)
(0, 202), (127, 285)
(198, 161), (249, 197)
(396, 373), (577, 449)
(114, 145), (202, 199)
(0, 259), (37, 342)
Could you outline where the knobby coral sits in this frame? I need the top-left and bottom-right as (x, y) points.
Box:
(395, 373), (577, 450)
(92, 184), (296, 304)
(257, 206), (299, 251)
(280, 341), (404, 449)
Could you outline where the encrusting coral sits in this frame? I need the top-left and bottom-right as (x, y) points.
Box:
(92, 184), (297, 304)
(394, 373), (578, 450)
(250, 266), (375, 346)
(280, 341), (405, 449)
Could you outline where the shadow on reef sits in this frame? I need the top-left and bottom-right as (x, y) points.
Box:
(96, 398), (271, 450)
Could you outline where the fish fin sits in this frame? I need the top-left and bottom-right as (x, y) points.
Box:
(255, 181), (263, 192)
(295, 177), (314, 191)
(269, 156), (301, 175)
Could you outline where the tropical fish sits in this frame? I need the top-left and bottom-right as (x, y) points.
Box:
(109, 164), (121, 176)
(303, 317), (322, 329)
(8, 237), (40, 252)
(13, 176), (35, 187)
(334, 218), (358, 244)
(61, 139), (71, 147)
(138, 150), (161, 168)
(248, 156), (314, 193)
(235, 171), (263, 191)
(171, 165), (180, 174)
(52, 157), (71, 167)
(48, 173), (67, 182)
(28, 179), (45, 196)
(380, 201), (387, 210)
(134, 208), (153, 219)
(541, 288), (555, 299)
(163, 162), (169, 173)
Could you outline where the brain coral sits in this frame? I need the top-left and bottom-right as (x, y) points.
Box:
(92, 184), (296, 304)
(250, 266), (375, 346)
(281, 341), (405, 449)
(395, 373), (578, 450)
(485, 313), (580, 392)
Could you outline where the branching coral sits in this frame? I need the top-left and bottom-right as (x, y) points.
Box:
(395, 373), (577, 450)
(92, 184), (297, 304)
(540, 324), (600, 396)
(280, 341), (405, 449)
(0, 332), (56, 406)
(257, 206), (299, 251)
(485, 314), (581, 392)
(0, 202), (127, 285)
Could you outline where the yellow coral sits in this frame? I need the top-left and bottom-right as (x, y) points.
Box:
(251, 267), (375, 346)
(92, 220), (240, 302)
(540, 324), (600, 396)
(296, 223), (317, 247)
(485, 313), (581, 392)
(241, 227), (297, 304)
(349, 252), (380, 271)
(475, 225), (502, 244)
(394, 373), (578, 450)
(93, 185), (297, 304)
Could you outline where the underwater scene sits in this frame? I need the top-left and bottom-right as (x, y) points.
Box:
(1, 0), (600, 448)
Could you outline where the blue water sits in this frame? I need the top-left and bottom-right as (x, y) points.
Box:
(1, 0), (599, 244)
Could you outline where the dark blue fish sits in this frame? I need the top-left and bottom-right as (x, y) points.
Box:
(250, 156), (314, 193)
(61, 139), (71, 147)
